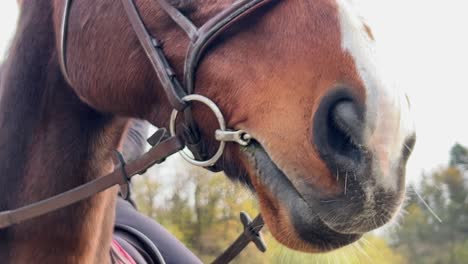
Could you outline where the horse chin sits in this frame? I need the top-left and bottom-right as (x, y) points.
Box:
(241, 142), (362, 253)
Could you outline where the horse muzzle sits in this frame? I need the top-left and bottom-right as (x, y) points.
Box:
(241, 87), (416, 252)
(309, 87), (416, 234)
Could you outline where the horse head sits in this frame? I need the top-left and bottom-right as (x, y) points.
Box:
(60, 0), (415, 253)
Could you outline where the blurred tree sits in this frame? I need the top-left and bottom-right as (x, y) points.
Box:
(450, 143), (468, 169)
(133, 161), (411, 263)
(133, 164), (263, 263)
(132, 173), (161, 219)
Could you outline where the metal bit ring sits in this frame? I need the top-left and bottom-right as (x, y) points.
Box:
(170, 94), (227, 167)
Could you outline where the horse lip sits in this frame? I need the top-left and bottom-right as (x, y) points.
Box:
(243, 142), (362, 249)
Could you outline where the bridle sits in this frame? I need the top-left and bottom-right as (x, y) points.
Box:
(62, 0), (270, 168)
(0, 0), (276, 263)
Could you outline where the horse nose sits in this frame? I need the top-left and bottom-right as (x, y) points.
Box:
(314, 89), (366, 172)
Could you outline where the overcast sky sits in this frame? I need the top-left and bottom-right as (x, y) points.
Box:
(356, 0), (468, 183)
(1, 1), (467, 185)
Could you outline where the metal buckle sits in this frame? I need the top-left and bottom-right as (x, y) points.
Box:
(170, 94), (252, 167)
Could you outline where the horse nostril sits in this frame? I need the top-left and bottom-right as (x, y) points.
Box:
(331, 101), (364, 151)
(314, 89), (366, 171)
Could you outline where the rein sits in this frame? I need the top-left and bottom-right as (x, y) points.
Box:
(0, 135), (183, 229)
(0, 0), (276, 263)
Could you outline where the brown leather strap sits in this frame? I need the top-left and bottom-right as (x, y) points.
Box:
(121, 0), (188, 111)
(0, 137), (183, 229)
(156, 0), (198, 41)
(184, 0), (273, 94)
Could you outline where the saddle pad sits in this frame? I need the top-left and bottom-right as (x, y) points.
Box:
(111, 239), (137, 264)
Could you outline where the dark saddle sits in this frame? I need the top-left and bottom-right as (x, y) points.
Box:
(113, 223), (166, 264)
(112, 195), (202, 264)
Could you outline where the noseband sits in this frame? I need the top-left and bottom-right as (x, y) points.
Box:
(1, 0), (276, 263)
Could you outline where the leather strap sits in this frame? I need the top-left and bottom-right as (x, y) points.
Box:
(211, 213), (266, 264)
(184, 0), (272, 94)
(121, 0), (188, 111)
(0, 137), (183, 229)
(59, 0), (73, 86)
(156, 0), (198, 41)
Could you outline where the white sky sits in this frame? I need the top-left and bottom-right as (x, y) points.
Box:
(357, 0), (468, 183)
(1, 1), (467, 185)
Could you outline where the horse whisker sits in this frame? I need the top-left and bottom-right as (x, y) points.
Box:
(404, 142), (414, 153)
(413, 187), (443, 223)
(344, 171), (348, 195)
(320, 200), (341, 203)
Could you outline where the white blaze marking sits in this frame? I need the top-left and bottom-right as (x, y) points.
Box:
(336, 0), (415, 190)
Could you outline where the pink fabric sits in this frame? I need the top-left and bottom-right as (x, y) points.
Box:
(111, 239), (137, 264)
